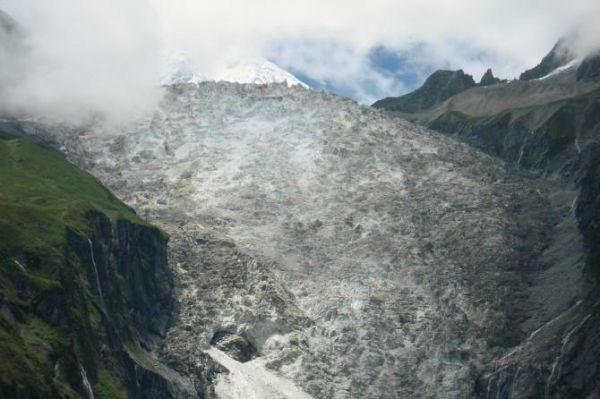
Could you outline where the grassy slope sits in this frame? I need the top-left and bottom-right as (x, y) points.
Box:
(0, 131), (148, 398)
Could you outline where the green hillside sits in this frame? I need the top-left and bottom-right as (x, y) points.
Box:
(0, 131), (174, 398)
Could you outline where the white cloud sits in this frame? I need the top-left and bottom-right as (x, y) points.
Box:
(0, 0), (162, 121)
(264, 38), (409, 103)
(0, 0), (599, 115)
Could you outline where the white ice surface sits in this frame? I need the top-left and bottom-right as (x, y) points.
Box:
(207, 348), (313, 399)
(536, 58), (581, 81)
(162, 54), (307, 88)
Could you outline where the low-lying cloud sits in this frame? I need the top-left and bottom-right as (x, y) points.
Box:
(0, 0), (599, 118)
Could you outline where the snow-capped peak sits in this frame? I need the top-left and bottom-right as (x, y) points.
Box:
(161, 54), (307, 88)
(214, 58), (308, 88)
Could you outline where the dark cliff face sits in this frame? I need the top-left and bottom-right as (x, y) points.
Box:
(372, 41), (600, 398)
(75, 211), (173, 345)
(479, 68), (502, 86)
(519, 38), (576, 81)
(577, 53), (600, 82)
(577, 146), (600, 273)
(0, 131), (183, 398)
(372, 69), (476, 113)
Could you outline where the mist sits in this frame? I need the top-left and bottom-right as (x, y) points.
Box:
(0, 0), (162, 122)
(0, 0), (599, 118)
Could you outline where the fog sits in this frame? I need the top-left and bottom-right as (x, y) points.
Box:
(0, 0), (599, 119)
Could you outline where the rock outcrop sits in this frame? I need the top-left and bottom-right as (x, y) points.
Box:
(479, 68), (502, 86)
(0, 130), (194, 398)
(372, 69), (476, 113)
(519, 37), (576, 81)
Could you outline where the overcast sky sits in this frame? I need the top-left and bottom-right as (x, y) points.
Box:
(1, 0), (599, 117)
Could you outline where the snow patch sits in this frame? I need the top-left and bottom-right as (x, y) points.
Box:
(207, 348), (313, 399)
(162, 54), (307, 88)
(536, 58), (581, 81)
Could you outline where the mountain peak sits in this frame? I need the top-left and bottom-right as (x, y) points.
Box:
(161, 54), (307, 88)
(372, 69), (475, 113)
(214, 58), (308, 88)
(519, 37), (578, 81)
(479, 68), (501, 86)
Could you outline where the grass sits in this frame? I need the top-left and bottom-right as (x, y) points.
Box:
(0, 132), (144, 243)
(0, 131), (154, 397)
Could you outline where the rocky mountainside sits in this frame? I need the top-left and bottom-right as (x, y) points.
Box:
(577, 52), (600, 83)
(519, 37), (577, 81)
(372, 69), (476, 113)
(0, 129), (199, 398)
(373, 38), (600, 398)
(479, 69), (503, 87)
(14, 81), (588, 398)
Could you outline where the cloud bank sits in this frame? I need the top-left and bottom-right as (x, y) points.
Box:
(0, 0), (599, 117)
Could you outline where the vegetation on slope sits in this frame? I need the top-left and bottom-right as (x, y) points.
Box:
(0, 131), (173, 398)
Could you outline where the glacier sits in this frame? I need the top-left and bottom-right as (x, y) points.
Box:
(37, 82), (578, 398)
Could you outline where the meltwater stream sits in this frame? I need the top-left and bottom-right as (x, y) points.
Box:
(87, 237), (106, 312)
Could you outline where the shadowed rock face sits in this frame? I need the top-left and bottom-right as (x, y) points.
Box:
(577, 53), (600, 82)
(211, 332), (257, 362)
(372, 69), (476, 113)
(479, 69), (502, 86)
(520, 38), (576, 81)
(28, 82), (586, 398)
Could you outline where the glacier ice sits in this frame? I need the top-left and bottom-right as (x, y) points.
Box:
(42, 82), (570, 398)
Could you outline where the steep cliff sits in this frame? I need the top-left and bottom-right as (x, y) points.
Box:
(0, 130), (191, 398)
(519, 37), (576, 81)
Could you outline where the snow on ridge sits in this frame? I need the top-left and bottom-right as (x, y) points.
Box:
(536, 58), (581, 81)
(161, 54), (308, 88)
